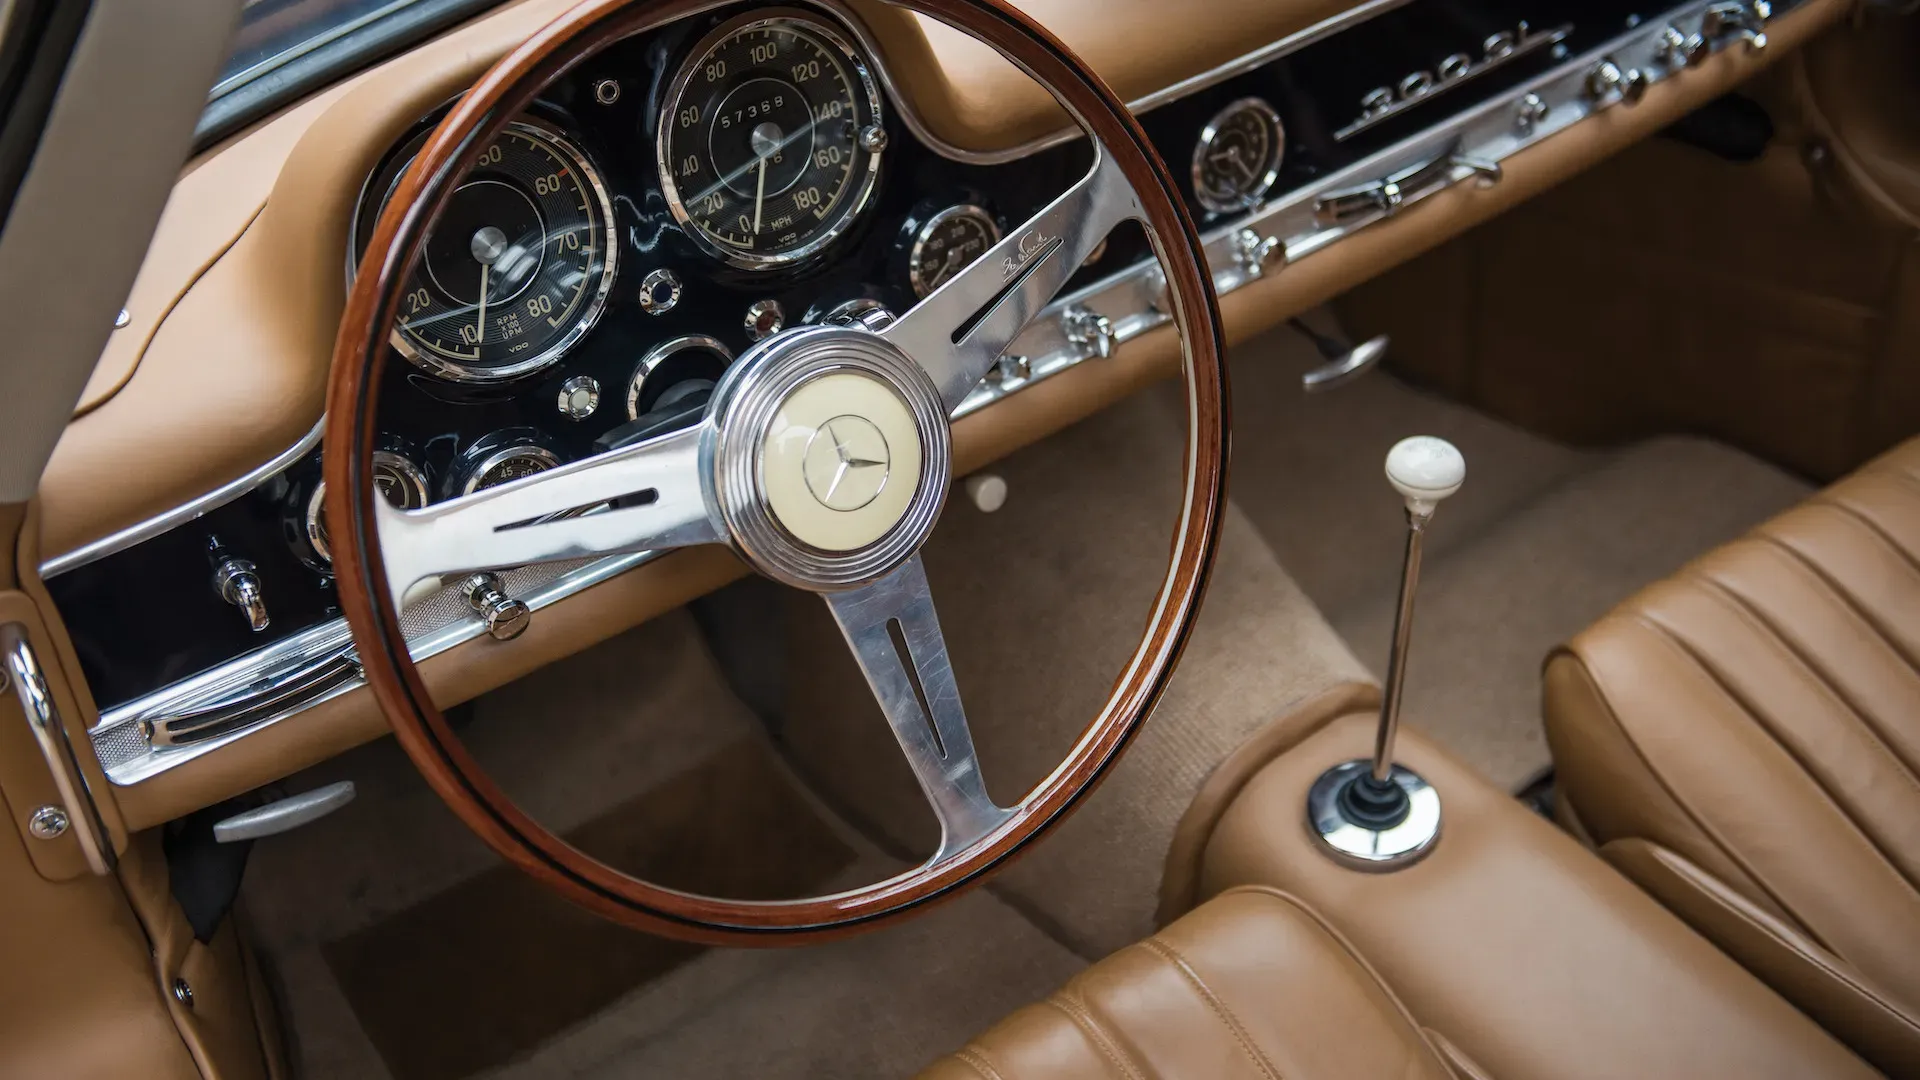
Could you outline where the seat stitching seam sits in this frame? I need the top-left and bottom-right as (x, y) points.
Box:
(953, 1047), (1008, 1080)
(1138, 937), (1282, 1080)
(1650, 848), (1920, 1037)
(1628, 611), (1920, 949)
(1598, 614), (1832, 946)
(1754, 526), (1920, 675)
(1801, 491), (1920, 576)
(1044, 991), (1147, 1080)
(1685, 570), (1920, 802)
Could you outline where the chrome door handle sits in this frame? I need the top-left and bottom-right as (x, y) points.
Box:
(3, 624), (115, 874)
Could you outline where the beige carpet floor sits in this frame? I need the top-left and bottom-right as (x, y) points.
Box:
(239, 314), (1815, 1078)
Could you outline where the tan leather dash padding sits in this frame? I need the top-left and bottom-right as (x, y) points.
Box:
(917, 886), (1457, 1080)
(1199, 713), (1878, 1079)
(34, 0), (1848, 566)
(1544, 436), (1920, 1076)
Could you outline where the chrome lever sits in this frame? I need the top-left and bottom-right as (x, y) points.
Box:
(1313, 147), (1501, 227)
(1290, 319), (1388, 393)
(214, 781), (356, 842)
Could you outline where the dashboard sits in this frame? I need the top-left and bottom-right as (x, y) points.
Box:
(34, 0), (1822, 801)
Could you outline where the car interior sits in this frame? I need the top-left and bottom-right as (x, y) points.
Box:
(1, 0), (1917, 1076)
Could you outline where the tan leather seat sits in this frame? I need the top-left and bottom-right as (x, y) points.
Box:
(920, 886), (1475, 1080)
(926, 713), (1877, 1079)
(1545, 436), (1920, 1074)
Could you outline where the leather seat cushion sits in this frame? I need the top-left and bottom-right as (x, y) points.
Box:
(918, 886), (1471, 1080)
(1544, 435), (1920, 1073)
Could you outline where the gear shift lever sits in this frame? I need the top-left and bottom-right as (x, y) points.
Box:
(1308, 435), (1464, 870)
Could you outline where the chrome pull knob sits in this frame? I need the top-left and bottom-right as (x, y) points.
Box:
(1231, 227), (1283, 277)
(212, 557), (269, 633)
(1062, 305), (1116, 360)
(1585, 59), (1625, 102)
(1704, 2), (1769, 51)
(1656, 25), (1709, 68)
(462, 573), (530, 641)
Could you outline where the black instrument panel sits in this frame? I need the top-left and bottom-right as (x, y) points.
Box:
(53, 0), (1759, 714)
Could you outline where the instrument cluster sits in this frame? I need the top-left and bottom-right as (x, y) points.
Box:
(326, 2), (1097, 575)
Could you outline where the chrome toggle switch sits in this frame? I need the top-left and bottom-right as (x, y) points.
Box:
(1655, 24), (1709, 69)
(1231, 228), (1283, 277)
(212, 556), (269, 633)
(462, 572), (531, 641)
(1703, 1), (1769, 52)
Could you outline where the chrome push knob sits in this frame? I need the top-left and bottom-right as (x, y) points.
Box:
(1062, 305), (1116, 360)
(1656, 25), (1710, 69)
(212, 557), (269, 633)
(1703, 2), (1769, 52)
(1584, 59), (1625, 103)
(462, 573), (531, 641)
(1308, 436), (1464, 871)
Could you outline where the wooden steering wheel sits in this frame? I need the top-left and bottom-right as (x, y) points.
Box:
(325, 0), (1227, 944)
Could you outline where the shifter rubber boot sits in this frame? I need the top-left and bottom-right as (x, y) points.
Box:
(1338, 773), (1412, 830)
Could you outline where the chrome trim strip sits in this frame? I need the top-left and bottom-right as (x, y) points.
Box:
(41, 420), (325, 578)
(4, 624), (116, 873)
(92, 548), (666, 786)
(82, 0), (1802, 786)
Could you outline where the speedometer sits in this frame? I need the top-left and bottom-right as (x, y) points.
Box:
(657, 10), (885, 270)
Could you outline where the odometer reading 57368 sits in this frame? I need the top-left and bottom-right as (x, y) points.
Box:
(657, 10), (885, 269)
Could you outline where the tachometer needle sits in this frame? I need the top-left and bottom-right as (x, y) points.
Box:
(476, 263), (489, 346)
(753, 153), (768, 235)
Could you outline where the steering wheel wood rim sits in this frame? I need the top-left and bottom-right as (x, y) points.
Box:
(326, 0), (1228, 944)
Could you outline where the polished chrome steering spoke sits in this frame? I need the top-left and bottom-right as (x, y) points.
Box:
(825, 555), (1011, 860)
(374, 425), (717, 606)
(882, 143), (1141, 412)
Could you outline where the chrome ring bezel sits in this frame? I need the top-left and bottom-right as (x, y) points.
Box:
(626, 334), (734, 420)
(304, 451), (428, 566)
(457, 444), (563, 497)
(1190, 95), (1285, 214)
(655, 8), (887, 272)
(351, 118), (620, 384)
(906, 203), (1001, 298)
(703, 325), (950, 590)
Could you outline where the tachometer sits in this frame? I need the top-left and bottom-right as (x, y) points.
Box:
(657, 10), (885, 269)
(363, 119), (616, 383)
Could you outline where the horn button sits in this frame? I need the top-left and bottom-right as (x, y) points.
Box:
(707, 325), (952, 590)
(764, 373), (924, 551)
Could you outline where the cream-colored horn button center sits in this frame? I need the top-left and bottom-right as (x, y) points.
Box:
(762, 372), (924, 551)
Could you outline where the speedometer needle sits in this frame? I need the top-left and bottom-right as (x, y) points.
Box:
(476, 263), (489, 345)
(753, 153), (768, 235)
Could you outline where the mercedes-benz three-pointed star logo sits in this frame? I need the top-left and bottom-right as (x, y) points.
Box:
(802, 415), (892, 512)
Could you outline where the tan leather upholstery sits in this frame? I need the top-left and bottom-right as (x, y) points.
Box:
(926, 712), (1875, 1079)
(1545, 436), (1920, 1074)
(919, 886), (1465, 1080)
(1199, 713), (1877, 1079)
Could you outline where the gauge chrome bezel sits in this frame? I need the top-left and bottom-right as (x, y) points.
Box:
(305, 451), (428, 566)
(352, 117), (619, 385)
(906, 203), (1001, 299)
(458, 444), (564, 497)
(626, 334), (734, 420)
(656, 8), (887, 271)
(1191, 96), (1285, 214)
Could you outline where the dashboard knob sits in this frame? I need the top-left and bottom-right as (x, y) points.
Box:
(462, 573), (530, 641)
(1656, 25), (1709, 68)
(1584, 60), (1625, 103)
(211, 556), (269, 633)
(1062, 306), (1116, 360)
(1619, 67), (1651, 104)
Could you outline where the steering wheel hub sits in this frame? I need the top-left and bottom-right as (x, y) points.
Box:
(708, 325), (951, 591)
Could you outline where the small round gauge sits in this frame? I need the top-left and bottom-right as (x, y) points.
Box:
(359, 119), (617, 383)
(907, 204), (1000, 298)
(658, 10), (885, 269)
(303, 451), (430, 567)
(459, 444), (562, 497)
(1191, 97), (1285, 213)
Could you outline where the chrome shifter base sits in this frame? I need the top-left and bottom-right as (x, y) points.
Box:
(1307, 759), (1442, 871)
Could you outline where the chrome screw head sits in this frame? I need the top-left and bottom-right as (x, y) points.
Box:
(557, 375), (601, 421)
(859, 125), (888, 153)
(592, 79), (621, 105)
(172, 978), (194, 1009)
(638, 268), (682, 316)
(28, 805), (68, 839)
(744, 299), (785, 342)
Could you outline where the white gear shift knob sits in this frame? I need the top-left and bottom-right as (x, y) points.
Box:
(1385, 436), (1465, 511)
